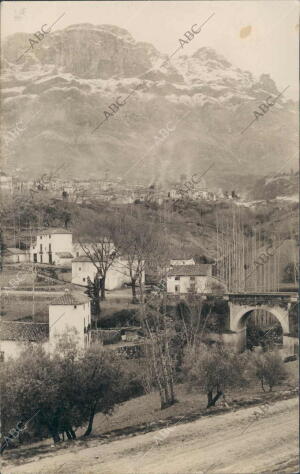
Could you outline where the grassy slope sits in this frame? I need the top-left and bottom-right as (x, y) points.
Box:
(86, 360), (298, 438)
(2, 362), (298, 467)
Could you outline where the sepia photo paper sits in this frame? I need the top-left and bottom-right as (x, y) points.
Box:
(0, 1), (299, 473)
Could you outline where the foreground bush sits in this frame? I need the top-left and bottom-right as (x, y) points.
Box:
(0, 333), (141, 452)
(183, 343), (248, 408)
(248, 350), (288, 392)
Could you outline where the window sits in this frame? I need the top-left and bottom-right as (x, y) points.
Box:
(74, 305), (77, 309)
(190, 276), (195, 281)
(79, 267), (81, 271)
(83, 277), (86, 282)
(175, 276), (180, 281)
(49, 244), (52, 252)
(40, 244), (42, 252)
(40, 236), (42, 239)
(76, 252), (79, 257)
(49, 235), (51, 238)
(175, 285), (180, 292)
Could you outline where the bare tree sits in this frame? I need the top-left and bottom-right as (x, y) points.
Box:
(0, 229), (5, 272)
(79, 236), (118, 300)
(114, 213), (169, 303)
(140, 299), (176, 409)
(74, 213), (120, 300)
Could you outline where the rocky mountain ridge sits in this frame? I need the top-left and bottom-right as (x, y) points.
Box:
(1, 23), (298, 188)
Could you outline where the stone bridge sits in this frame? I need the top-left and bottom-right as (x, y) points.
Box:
(224, 292), (298, 355)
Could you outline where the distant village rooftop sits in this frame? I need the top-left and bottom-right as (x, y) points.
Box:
(5, 247), (27, 255)
(72, 256), (91, 263)
(39, 228), (72, 235)
(168, 264), (212, 277)
(55, 252), (74, 258)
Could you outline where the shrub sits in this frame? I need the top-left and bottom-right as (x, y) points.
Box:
(183, 343), (248, 408)
(249, 350), (288, 391)
(99, 309), (139, 328)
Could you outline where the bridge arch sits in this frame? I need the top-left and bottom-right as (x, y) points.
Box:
(232, 305), (289, 334)
(228, 301), (290, 352)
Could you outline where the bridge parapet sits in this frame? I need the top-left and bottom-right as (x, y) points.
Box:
(226, 292), (298, 307)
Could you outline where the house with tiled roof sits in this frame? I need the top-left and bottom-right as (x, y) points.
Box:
(49, 291), (91, 349)
(0, 321), (49, 360)
(169, 256), (195, 267)
(167, 264), (224, 295)
(0, 291), (91, 360)
(3, 247), (30, 264)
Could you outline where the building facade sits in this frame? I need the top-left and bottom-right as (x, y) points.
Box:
(167, 264), (215, 295)
(0, 292), (91, 360)
(3, 248), (30, 264)
(49, 292), (91, 349)
(29, 229), (73, 265)
(72, 256), (145, 290)
(0, 172), (13, 194)
(0, 321), (49, 360)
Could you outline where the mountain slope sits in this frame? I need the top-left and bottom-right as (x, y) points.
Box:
(1, 24), (298, 188)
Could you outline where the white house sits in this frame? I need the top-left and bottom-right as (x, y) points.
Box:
(72, 242), (110, 259)
(3, 248), (30, 264)
(167, 264), (215, 295)
(0, 321), (49, 360)
(49, 292), (91, 349)
(72, 256), (144, 290)
(0, 291), (91, 360)
(0, 172), (13, 194)
(29, 229), (73, 265)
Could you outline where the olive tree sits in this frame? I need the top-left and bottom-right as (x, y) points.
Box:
(183, 343), (248, 408)
(0, 332), (134, 450)
(249, 350), (288, 392)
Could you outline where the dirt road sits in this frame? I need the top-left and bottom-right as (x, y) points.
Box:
(3, 397), (298, 474)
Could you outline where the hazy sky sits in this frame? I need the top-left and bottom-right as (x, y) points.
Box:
(2, 1), (299, 98)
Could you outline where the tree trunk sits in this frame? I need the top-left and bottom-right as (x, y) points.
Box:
(0, 439), (8, 455)
(207, 390), (223, 408)
(131, 278), (138, 303)
(46, 420), (61, 444)
(138, 274), (144, 304)
(100, 277), (106, 300)
(51, 431), (61, 443)
(207, 391), (213, 408)
(261, 379), (265, 392)
(83, 402), (97, 437)
(64, 424), (76, 440)
(94, 296), (101, 316)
